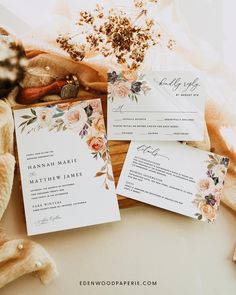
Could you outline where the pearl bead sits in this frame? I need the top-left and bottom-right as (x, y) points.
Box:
(45, 66), (50, 71)
(35, 261), (43, 268)
(17, 244), (24, 250)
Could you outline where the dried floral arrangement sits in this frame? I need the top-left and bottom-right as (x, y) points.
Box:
(57, 0), (174, 71)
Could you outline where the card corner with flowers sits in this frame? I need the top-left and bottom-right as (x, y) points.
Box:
(14, 98), (114, 191)
(107, 70), (151, 103)
(116, 141), (229, 224)
(193, 153), (230, 223)
(107, 70), (206, 141)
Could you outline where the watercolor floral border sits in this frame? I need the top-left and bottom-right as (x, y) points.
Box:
(193, 154), (229, 223)
(107, 70), (151, 102)
(17, 99), (114, 190)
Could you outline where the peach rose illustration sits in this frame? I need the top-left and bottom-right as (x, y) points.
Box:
(109, 81), (131, 98)
(37, 109), (53, 128)
(56, 103), (71, 111)
(199, 201), (216, 220)
(122, 70), (138, 82)
(87, 136), (105, 152)
(64, 106), (87, 132)
(93, 115), (106, 134)
(197, 178), (215, 194)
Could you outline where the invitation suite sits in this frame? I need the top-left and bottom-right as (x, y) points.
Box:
(14, 99), (120, 235)
(107, 71), (205, 141)
(117, 141), (229, 222)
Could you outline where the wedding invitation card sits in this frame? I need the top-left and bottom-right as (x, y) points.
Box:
(107, 71), (205, 141)
(14, 99), (120, 235)
(117, 141), (229, 222)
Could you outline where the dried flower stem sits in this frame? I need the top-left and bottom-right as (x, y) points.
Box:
(56, 0), (173, 71)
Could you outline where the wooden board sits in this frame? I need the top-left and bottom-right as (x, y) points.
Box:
(13, 96), (142, 209)
(101, 95), (142, 208)
(108, 140), (142, 208)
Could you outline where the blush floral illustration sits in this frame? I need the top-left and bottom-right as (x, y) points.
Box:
(193, 154), (229, 223)
(198, 201), (216, 221)
(17, 100), (114, 190)
(64, 107), (87, 132)
(110, 81), (131, 98)
(89, 100), (102, 113)
(197, 178), (215, 195)
(37, 109), (54, 128)
(87, 136), (105, 152)
(108, 70), (151, 102)
(92, 115), (106, 134)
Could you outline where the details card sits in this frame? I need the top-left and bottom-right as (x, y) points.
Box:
(107, 71), (205, 141)
(117, 141), (229, 222)
(14, 99), (120, 235)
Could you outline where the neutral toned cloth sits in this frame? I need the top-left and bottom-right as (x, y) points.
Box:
(0, 100), (58, 289)
(0, 101), (14, 155)
(0, 153), (15, 221)
(0, 100), (15, 221)
(0, 235), (58, 288)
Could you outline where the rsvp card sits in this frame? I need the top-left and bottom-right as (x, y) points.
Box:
(107, 71), (205, 141)
(117, 141), (229, 222)
(14, 99), (120, 235)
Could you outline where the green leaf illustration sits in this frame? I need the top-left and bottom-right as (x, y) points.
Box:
(207, 164), (214, 169)
(55, 118), (64, 124)
(101, 165), (107, 172)
(105, 182), (109, 190)
(21, 115), (32, 119)
(26, 117), (37, 125)
(53, 112), (64, 118)
(107, 174), (114, 181)
(21, 124), (26, 133)
(18, 121), (27, 128)
(87, 118), (93, 126)
(84, 105), (93, 117)
(31, 109), (36, 116)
